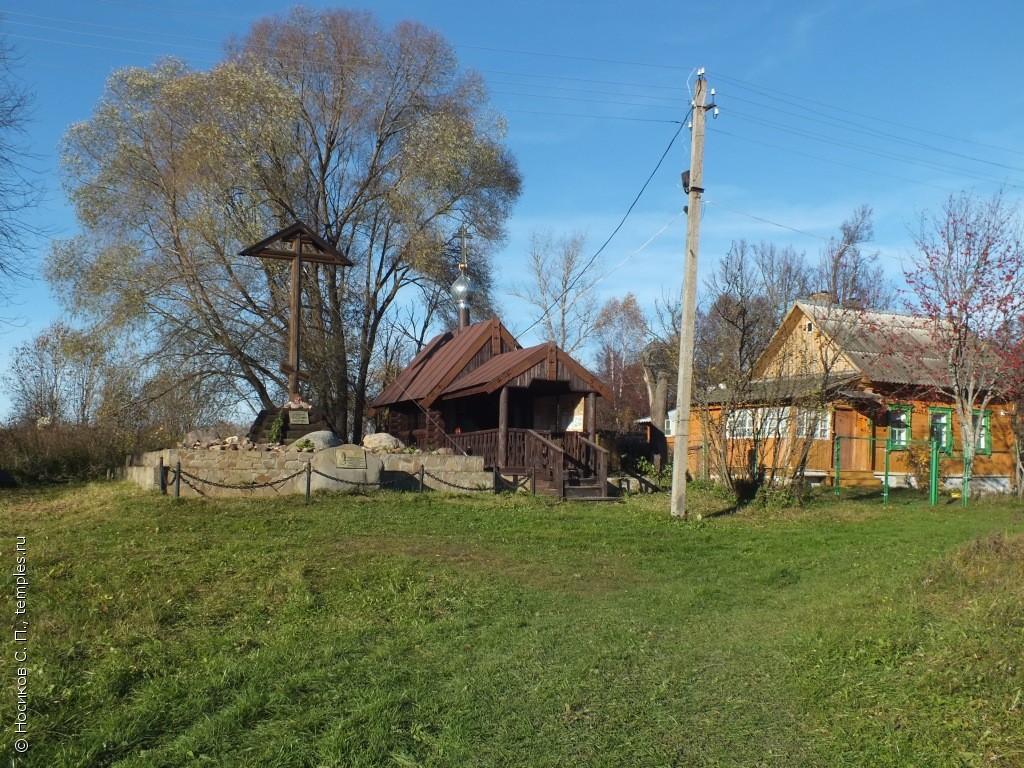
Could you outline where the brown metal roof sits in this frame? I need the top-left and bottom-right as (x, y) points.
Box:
(372, 320), (611, 410)
(442, 344), (546, 394)
(442, 342), (612, 399)
(372, 318), (520, 409)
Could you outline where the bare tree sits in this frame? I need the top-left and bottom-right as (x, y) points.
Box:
(3, 323), (108, 425)
(592, 293), (649, 430)
(510, 229), (599, 354)
(0, 24), (41, 320)
(814, 205), (894, 309)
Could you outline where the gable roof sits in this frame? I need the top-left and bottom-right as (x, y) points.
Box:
(372, 319), (610, 411)
(441, 341), (612, 400)
(372, 318), (520, 410)
(239, 221), (353, 266)
(795, 302), (948, 386)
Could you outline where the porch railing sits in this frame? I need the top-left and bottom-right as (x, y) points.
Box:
(525, 429), (564, 496)
(449, 428), (606, 498)
(449, 429), (499, 466)
(564, 431), (608, 490)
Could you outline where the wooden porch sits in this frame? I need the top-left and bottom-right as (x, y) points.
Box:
(451, 428), (612, 500)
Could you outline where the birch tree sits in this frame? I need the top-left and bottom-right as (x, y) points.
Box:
(510, 229), (598, 354)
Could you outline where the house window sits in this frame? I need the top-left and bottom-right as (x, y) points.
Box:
(929, 407), (953, 453)
(887, 405), (911, 449)
(758, 406), (792, 438)
(726, 409), (755, 439)
(972, 410), (992, 455)
(796, 408), (830, 440)
(802, 321), (814, 333)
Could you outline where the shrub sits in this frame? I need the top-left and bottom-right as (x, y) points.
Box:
(0, 423), (130, 484)
(904, 443), (934, 491)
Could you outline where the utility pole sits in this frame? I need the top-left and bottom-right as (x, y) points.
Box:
(670, 70), (713, 519)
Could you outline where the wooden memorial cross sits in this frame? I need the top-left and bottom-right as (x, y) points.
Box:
(240, 222), (353, 400)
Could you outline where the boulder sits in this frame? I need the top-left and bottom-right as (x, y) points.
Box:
(181, 427), (221, 448)
(363, 432), (404, 452)
(286, 430), (342, 452)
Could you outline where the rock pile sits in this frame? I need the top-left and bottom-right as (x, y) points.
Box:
(180, 429), (343, 453)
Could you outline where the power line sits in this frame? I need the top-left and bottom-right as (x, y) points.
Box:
(491, 88), (679, 111)
(487, 78), (683, 104)
(711, 70), (1024, 158)
(717, 89), (1024, 174)
(712, 127), (958, 193)
(504, 108), (679, 124)
(518, 120), (687, 341)
(0, 10), (224, 44)
(725, 110), (1024, 188)
(703, 199), (906, 264)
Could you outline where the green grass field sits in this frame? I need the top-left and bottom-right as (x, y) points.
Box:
(2, 483), (1023, 767)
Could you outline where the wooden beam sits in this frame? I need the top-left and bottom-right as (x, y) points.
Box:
(587, 392), (597, 442)
(251, 247), (348, 264)
(498, 386), (509, 468)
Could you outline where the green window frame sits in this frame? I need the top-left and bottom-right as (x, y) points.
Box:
(972, 409), (992, 456)
(887, 405), (912, 449)
(928, 407), (954, 454)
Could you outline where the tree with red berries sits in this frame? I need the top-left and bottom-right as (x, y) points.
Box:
(904, 191), (1024, 495)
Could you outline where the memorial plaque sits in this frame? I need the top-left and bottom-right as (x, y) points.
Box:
(335, 447), (367, 470)
(288, 409), (310, 425)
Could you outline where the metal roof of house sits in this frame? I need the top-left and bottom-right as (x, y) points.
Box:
(372, 318), (517, 409)
(441, 342), (612, 399)
(371, 318), (610, 410)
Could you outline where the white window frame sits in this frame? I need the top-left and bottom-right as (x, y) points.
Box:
(887, 405), (911, 449)
(758, 406), (792, 439)
(726, 409), (755, 439)
(796, 408), (830, 440)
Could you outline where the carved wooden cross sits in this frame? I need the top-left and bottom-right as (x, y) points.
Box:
(241, 222), (353, 400)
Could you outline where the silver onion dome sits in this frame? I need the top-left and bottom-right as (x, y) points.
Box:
(450, 269), (474, 310)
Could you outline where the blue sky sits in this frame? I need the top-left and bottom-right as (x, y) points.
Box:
(2, 0), (1023, 416)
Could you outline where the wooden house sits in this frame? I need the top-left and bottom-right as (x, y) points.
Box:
(685, 301), (1018, 493)
(371, 315), (614, 499)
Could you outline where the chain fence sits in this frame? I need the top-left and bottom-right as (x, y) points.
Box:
(161, 460), (498, 498)
(310, 467), (379, 488)
(421, 466), (492, 492)
(161, 462), (307, 498)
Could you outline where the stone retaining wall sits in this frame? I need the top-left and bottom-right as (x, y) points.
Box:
(128, 448), (495, 497)
(379, 454), (493, 492)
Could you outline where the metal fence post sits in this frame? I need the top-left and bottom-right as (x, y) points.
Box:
(174, 460), (181, 498)
(159, 456), (166, 495)
(882, 439), (890, 505)
(929, 440), (939, 506)
(833, 436), (841, 497)
(305, 461), (312, 502)
(418, 466), (425, 492)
